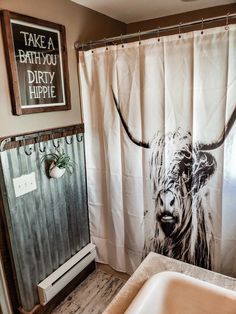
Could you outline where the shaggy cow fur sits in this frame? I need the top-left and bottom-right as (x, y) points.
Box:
(111, 90), (236, 270)
(143, 129), (216, 269)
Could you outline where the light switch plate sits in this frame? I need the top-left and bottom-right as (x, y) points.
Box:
(13, 172), (37, 197)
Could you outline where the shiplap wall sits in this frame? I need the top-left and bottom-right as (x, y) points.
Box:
(0, 134), (90, 311)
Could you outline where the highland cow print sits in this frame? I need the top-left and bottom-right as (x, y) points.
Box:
(112, 89), (236, 270)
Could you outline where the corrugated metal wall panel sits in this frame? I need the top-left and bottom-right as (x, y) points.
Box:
(0, 134), (90, 311)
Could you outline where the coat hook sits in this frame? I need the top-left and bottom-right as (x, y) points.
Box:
(65, 133), (73, 145)
(38, 134), (46, 153)
(76, 133), (83, 142)
(23, 137), (33, 156)
(51, 133), (60, 148)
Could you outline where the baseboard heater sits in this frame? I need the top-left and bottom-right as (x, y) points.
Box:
(38, 243), (96, 305)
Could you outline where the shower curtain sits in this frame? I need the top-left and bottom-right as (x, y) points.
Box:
(78, 25), (236, 277)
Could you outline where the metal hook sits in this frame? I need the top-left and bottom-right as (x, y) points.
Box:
(225, 12), (230, 30)
(157, 26), (161, 42)
(139, 30), (141, 45)
(105, 38), (109, 51)
(178, 22), (182, 38)
(51, 133), (60, 148)
(201, 18), (204, 34)
(90, 41), (94, 53)
(23, 137), (33, 156)
(38, 134), (46, 153)
(76, 134), (83, 142)
(120, 34), (124, 48)
(65, 134), (73, 145)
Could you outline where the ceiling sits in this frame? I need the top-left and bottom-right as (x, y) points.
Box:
(71, 0), (234, 23)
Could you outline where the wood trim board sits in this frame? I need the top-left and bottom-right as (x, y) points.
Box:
(0, 124), (84, 151)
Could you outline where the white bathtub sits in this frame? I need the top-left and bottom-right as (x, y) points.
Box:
(125, 271), (236, 314)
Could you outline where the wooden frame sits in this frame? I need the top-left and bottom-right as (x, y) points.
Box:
(1, 10), (71, 115)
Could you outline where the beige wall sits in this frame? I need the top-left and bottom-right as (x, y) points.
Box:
(0, 0), (126, 137)
(127, 4), (236, 33)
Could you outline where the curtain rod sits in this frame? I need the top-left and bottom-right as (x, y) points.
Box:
(75, 12), (236, 51)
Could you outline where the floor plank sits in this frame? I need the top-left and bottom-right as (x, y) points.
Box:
(52, 269), (126, 314)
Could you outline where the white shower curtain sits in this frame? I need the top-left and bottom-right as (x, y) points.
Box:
(78, 25), (236, 276)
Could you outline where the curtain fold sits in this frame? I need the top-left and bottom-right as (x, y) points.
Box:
(78, 25), (236, 276)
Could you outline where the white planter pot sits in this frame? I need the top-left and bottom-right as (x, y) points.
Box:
(49, 163), (66, 179)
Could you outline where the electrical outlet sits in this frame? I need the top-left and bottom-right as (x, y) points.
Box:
(13, 172), (37, 197)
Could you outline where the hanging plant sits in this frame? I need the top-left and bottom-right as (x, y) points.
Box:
(41, 149), (75, 179)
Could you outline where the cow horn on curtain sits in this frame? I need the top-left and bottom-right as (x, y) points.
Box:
(78, 24), (236, 277)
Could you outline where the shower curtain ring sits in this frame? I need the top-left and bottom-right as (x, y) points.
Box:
(51, 133), (60, 148)
(89, 41), (94, 53)
(120, 34), (124, 48)
(138, 30), (141, 45)
(178, 22), (182, 38)
(38, 134), (46, 153)
(105, 38), (108, 51)
(225, 12), (230, 30)
(76, 133), (83, 142)
(23, 137), (33, 156)
(201, 18), (204, 34)
(157, 26), (161, 42)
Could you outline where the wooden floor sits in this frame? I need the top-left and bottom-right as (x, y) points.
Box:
(52, 265), (128, 314)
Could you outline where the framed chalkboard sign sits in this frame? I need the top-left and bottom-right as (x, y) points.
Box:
(1, 11), (71, 115)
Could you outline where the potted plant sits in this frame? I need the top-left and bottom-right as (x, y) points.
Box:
(41, 149), (75, 179)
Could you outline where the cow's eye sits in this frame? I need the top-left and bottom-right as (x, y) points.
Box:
(170, 198), (175, 206)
